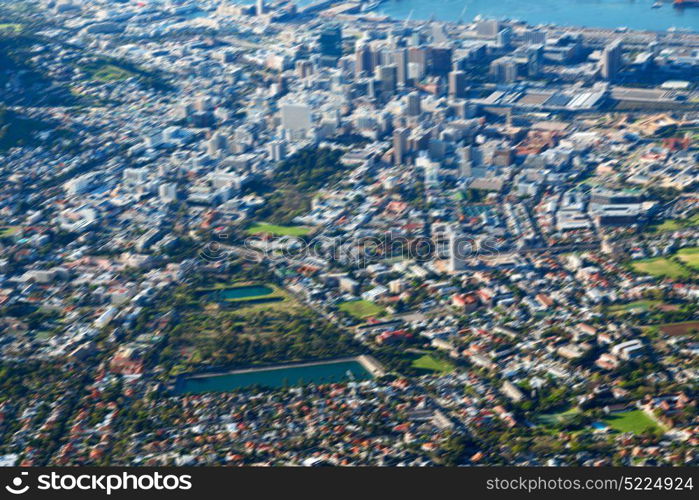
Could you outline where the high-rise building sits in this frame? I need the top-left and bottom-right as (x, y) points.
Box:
(256, 0), (265, 16)
(497, 27), (512, 49)
(207, 131), (228, 157)
(159, 183), (178, 203)
(319, 25), (343, 66)
(457, 146), (473, 177)
(526, 44), (544, 77)
(280, 104), (312, 139)
(268, 140), (287, 162)
(394, 48), (408, 87)
(393, 128), (410, 165)
(490, 57), (518, 83)
(296, 60), (313, 78)
(448, 70), (467, 98)
(522, 29), (547, 45)
(448, 227), (469, 272)
(475, 19), (500, 38)
(429, 46), (453, 76)
(408, 47), (428, 75)
(406, 92), (421, 116)
(377, 64), (397, 94)
(355, 42), (373, 76)
(600, 39), (622, 80)
(407, 61), (424, 81)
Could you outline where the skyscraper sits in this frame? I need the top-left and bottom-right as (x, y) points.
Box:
(377, 64), (397, 94)
(448, 70), (467, 99)
(490, 57), (518, 83)
(281, 104), (312, 140)
(475, 19), (500, 38)
(406, 92), (421, 116)
(268, 140), (287, 162)
(429, 46), (453, 76)
(393, 128), (410, 165)
(526, 44), (544, 77)
(355, 42), (373, 76)
(319, 25), (343, 66)
(448, 227), (469, 272)
(408, 47), (428, 77)
(256, 0), (265, 16)
(497, 27), (512, 49)
(394, 48), (408, 87)
(600, 39), (622, 80)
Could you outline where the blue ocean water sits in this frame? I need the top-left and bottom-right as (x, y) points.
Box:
(375, 0), (699, 32)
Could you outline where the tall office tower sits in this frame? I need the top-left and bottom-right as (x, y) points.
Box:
(432, 23), (449, 44)
(207, 131), (228, 157)
(429, 46), (453, 76)
(256, 0), (265, 16)
(377, 64), (397, 94)
(393, 128), (410, 165)
(355, 42), (373, 76)
(408, 31), (421, 47)
(457, 146), (473, 177)
(159, 183), (178, 203)
(448, 70), (467, 98)
(319, 25), (343, 66)
(522, 28), (547, 45)
(497, 27), (512, 49)
(408, 46), (428, 76)
(268, 140), (287, 162)
(490, 57), (519, 83)
(280, 103), (312, 139)
(407, 61), (423, 81)
(448, 227), (469, 272)
(296, 60), (313, 78)
(394, 48), (408, 87)
(600, 39), (622, 80)
(475, 19), (500, 38)
(406, 92), (421, 116)
(418, 154), (440, 187)
(526, 44), (544, 77)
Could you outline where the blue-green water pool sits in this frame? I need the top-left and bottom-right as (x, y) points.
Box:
(174, 360), (373, 393)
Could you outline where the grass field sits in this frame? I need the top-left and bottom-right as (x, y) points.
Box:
(538, 407), (582, 426)
(411, 354), (455, 374)
(676, 247), (699, 270)
(0, 23), (22, 33)
(607, 300), (663, 314)
(649, 214), (699, 233)
(81, 63), (136, 82)
(246, 222), (311, 237)
(650, 219), (683, 233)
(338, 300), (385, 319)
(603, 410), (663, 434)
(0, 226), (19, 237)
(630, 257), (690, 279)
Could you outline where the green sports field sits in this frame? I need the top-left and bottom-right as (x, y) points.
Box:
(245, 222), (311, 237)
(603, 410), (663, 434)
(338, 300), (385, 319)
(630, 257), (690, 279)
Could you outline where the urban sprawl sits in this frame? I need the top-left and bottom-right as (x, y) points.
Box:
(0, 0), (698, 467)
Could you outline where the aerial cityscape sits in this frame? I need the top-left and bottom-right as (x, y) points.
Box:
(0, 0), (698, 469)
